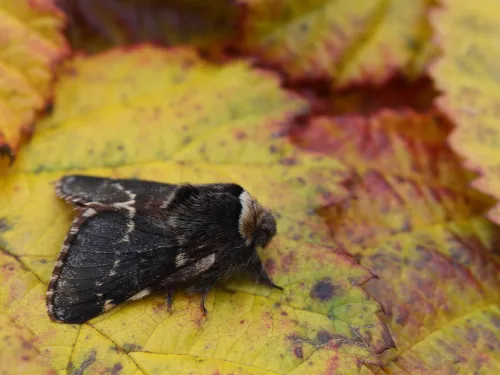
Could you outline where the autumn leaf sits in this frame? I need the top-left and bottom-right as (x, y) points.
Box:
(0, 45), (394, 374)
(0, 0), (69, 162)
(56, 0), (237, 54)
(0, 315), (57, 375)
(290, 111), (500, 373)
(430, 0), (500, 227)
(238, 0), (436, 87)
(2, 2), (499, 375)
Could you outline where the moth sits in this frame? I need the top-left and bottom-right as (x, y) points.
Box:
(47, 175), (282, 324)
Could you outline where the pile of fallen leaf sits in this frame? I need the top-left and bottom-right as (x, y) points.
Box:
(1, 1), (500, 374)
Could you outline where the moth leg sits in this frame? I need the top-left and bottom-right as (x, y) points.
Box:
(166, 288), (174, 313)
(248, 252), (284, 291)
(187, 283), (214, 315)
(257, 269), (283, 290)
(200, 289), (210, 315)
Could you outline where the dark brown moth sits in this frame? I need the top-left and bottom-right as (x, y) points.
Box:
(46, 175), (282, 323)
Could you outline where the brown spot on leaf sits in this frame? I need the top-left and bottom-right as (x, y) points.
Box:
(294, 346), (304, 359)
(296, 176), (306, 185)
(352, 253), (363, 263)
(491, 314), (500, 328)
(310, 278), (334, 301)
(0, 218), (10, 233)
(235, 131), (247, 140)
(21, 338), (34, 350)
(279, 157), (297, 165)
(110, 363), (123, 375)
(317, 330), (333, 345)
(122, 343), (141, 352)
(0, 218), (10, 248)
(153, 302), (165, 314)
(467, 328), (479, 343)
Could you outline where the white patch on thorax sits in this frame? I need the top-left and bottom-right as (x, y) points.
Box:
(238, 190), (256, 245)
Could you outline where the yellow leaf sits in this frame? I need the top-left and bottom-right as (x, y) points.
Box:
(0, 314), (57, 375)
(0, 0), (69, 162)
(430, 0), (500, 228)
(239, 0), (434, 87)
(290, 111), (500, 373)
(0, 45), (394, 374)
(406, 0), (440, 81)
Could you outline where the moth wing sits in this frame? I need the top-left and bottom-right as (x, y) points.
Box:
(47, 207), (217, 323)
(49, 182), (247, 323)
(55, 175), (244, 206)
(55, 175), (177, 205)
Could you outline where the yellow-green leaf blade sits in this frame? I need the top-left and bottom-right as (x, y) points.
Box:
(0, 314), (57, 375)
(430, 0), (500, 226)
(13, 46), (309, 173)
(239, 0), (434, 87)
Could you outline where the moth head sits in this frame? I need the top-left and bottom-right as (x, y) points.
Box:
(238, 191), (277, 248)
